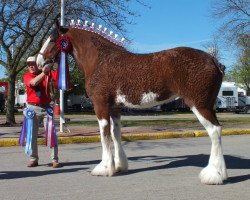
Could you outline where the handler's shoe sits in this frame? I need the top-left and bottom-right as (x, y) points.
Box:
(27, 160), (38, 167)
(52, 161), (60, 168)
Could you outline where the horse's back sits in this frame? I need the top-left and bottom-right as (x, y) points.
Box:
(89, 46), (223, 109)
(116, 46), (223, 93)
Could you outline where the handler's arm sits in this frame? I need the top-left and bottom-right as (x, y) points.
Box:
(29, 66), (51, 86)
(29, 72), (46, 86)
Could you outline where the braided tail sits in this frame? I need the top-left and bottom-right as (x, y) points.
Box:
(213, 58), (226, 76)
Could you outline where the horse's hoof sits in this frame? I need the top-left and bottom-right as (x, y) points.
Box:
(91, 163), (115, 177)
(115, 158), (128, 173)
(115, 165), (128, 173)
(199, 165), (226, 185)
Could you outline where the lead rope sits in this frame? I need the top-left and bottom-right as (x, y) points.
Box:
(45, 76), (49, 96)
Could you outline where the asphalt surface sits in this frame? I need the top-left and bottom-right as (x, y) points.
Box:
(1, 135), (250, 200)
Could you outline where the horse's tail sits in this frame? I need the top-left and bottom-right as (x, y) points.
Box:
(213, 58), (226, 76)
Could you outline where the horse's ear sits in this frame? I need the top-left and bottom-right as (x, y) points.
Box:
(54, 19), (68, 34)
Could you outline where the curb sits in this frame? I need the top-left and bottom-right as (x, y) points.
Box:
(1, 129), (250, 147)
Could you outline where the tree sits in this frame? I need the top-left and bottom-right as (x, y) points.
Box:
(229, 34), (250, 94)
(203, 36), (223, 61)
(211, 0), (250, 44)
(211, 0), (250, 92)
(0, 0), (143, 125)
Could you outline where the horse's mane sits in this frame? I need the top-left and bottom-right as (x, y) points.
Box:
(67, 25), (127, 52)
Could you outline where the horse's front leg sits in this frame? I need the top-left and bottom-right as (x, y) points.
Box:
(110, 111), (128, 173)
(91, 105), (115, 176)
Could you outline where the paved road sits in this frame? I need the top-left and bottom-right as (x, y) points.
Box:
(1, 135), (250, 200)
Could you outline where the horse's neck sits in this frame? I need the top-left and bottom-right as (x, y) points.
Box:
(70, 31), (124, 81)
(70, 33), (98, 80)
(97, 44), (121, 61)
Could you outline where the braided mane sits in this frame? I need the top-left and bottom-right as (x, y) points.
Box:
(72, 27), (127, 52)
(68, 19), (127, 51)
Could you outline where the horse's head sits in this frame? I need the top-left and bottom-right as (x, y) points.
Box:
(36, 20), (69, 70)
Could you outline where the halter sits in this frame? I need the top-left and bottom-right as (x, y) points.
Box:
(38, 40), (59, 68)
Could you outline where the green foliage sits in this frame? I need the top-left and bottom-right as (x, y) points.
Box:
(0, 77), (8, 82)
(229, 34), (250, 93)
(66, 55), (86, 96)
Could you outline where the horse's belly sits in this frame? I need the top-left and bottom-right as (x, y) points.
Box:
(115, 90), (177, 109)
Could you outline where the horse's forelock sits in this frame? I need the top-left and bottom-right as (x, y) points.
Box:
(51, 28), (59, 41)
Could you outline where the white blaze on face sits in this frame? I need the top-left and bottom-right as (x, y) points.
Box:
(36, 37), (51, 69)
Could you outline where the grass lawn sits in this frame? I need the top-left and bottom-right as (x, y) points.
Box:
(67, 115), (250, 130)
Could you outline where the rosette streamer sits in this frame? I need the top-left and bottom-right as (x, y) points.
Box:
(56, 35), (71, 90)
(19, 108), (27, 147)
(23, 108), (35, 155)
(19, 106), (58, 154)
(45, 106), (58, 147)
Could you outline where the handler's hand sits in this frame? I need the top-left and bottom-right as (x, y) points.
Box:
(42, 65), (51, 74)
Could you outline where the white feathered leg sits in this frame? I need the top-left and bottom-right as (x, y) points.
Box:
(110, 115), (128, 172)
(91, 119), (115, 176)
(192, 107), (228, 184)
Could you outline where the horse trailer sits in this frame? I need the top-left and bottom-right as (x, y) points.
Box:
(216, 82), (238, 111)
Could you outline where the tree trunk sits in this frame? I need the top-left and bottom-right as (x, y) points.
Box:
(6, 74), (16, 125)
(247, 89), (250, 96)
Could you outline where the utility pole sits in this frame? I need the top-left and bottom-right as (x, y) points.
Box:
(60, 0), (65, 132)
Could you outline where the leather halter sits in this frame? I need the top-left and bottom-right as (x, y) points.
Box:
(38, 40), (59, 67)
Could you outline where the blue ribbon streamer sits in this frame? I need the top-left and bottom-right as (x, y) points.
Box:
(58, 52), (66, 90)
(25, 108), (35, 155)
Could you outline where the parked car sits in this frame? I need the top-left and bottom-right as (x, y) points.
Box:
(66, 94), (93, 112)
(81, 95), (93, 112)
(235, 95), (250, 114)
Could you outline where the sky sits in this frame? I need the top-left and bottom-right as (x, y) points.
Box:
(0, 0), (236, 79)
(125, 0), (235, 67)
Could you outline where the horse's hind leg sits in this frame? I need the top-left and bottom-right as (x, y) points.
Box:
(91, 105), (115, 176)
(110, 111), (128, 173)
(191, 106), (228, 184)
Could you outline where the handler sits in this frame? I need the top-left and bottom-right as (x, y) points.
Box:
(23, 56), (59, 168)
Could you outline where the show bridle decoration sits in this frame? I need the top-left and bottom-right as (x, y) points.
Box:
(56, 35), (71, 90)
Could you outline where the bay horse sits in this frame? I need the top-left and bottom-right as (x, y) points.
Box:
(36, 21), (227, 185)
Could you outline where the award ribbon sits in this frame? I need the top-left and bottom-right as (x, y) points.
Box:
(46, 106), (58, 147)
(56, 35), (71, 90)
(24, 108), (35, 155)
